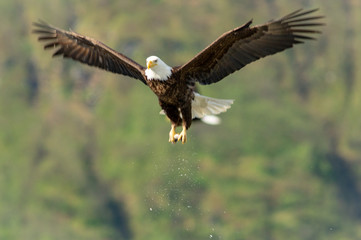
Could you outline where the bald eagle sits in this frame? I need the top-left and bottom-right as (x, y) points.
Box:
(33, 9), (323, 144)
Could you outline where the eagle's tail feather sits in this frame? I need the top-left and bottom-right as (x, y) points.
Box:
(191, 93), (234, 125)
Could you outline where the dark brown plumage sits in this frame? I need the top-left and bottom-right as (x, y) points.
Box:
(33, 20), (147, 83)
(175, 8), (323, 85)
(33, 9), (323, 143)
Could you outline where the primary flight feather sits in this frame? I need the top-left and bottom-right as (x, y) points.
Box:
(33, 9), (323, 144)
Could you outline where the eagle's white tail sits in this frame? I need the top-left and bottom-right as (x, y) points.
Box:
(191, 93), (234, 122)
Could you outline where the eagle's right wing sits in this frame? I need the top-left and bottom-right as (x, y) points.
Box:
(175, 9), (323, 85)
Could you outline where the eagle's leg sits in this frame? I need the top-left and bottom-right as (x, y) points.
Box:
(177, 103), (192, 144)
(169, 124), (177, 143)
(177, 124), (187, 144)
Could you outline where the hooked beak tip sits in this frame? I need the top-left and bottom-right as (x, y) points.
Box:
(147, 60), (157, 69)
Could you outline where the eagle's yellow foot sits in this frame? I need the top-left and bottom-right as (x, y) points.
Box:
(169, 125), (176, 143)
(177, 127), (187, 144)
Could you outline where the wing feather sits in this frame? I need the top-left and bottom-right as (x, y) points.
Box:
(33, 21), (146, 84)
(175, 9), (324, 85)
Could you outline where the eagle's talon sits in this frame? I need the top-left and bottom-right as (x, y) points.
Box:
(178, 128), (187, 144)
(169, 136), (176, 143)
(169, 125), (177, 143)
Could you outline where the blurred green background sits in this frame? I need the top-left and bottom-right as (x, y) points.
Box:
(1, 0), (361, 239)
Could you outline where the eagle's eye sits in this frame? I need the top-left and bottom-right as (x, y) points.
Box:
(154, 59), (158, 62)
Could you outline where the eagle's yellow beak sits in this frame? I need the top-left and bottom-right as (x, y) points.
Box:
(147, 60), (157, 69)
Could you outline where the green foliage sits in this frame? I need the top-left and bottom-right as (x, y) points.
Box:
(1, 0), (361, 239)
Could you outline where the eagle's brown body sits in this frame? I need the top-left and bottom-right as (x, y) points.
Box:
(147, 75), (194, 130)
(33, 9), (323, 143)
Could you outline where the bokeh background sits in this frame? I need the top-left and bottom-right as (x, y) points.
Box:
(1, 0), (361, 239)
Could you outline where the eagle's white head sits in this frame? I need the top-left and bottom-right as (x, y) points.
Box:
(145, 56), (172, 81)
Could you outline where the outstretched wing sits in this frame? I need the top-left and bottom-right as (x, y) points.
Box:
(175, 9), (324, 85)
(33, 21), (146, 84)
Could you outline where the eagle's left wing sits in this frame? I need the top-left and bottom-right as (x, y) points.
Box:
(175, 9), (323, 85)
(33, 21), (147, 84)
